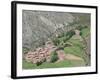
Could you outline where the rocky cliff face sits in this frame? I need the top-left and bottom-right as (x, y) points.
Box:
(22, 10), (90, 53)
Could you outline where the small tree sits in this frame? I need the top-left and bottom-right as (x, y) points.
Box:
(52, 38), (60, 46)
(50, 51), (59, 63)
(65, 30), (75, 40)
(36, 61), (42, 66)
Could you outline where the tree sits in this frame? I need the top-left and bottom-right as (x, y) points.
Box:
(52, 38), (60, 46)
(36, 61), (42, 66)
(50, 51), (59, 63)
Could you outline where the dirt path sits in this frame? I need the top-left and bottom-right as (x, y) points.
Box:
(56, 50), (83, 62)
(65, 54), (83, 61)
(56, 50), (67, 61)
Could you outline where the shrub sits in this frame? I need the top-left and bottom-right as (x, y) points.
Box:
(77, 25), (88, 30)
(52, 38), (60, 46)
(36, 61), (42, 66)
(50, 51), (59, 63)
(65, 30), (75, 40)
(23, 47), (29, 54)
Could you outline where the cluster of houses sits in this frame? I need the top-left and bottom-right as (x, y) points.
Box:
(24, 40), (57, 64)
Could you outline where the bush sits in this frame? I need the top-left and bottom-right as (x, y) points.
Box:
(52, 29), (76, 48)
(65, 30), (75, 40)
(77, 25), (88, 30)
(50, 51), (59, 63)
(52, 38), (60, 46)
(23, 47), (29, 54)
(36, 61), (42, 66)
(67, 30), (75, 36)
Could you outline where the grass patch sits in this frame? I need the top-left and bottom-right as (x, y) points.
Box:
(68, 38), (85, 49)
(23, 60), (85, 69)
(23, 60), (36, 69)
(80, 27), (90, 37)
(64, 46), (84, 58)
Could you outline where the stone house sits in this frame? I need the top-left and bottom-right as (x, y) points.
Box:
(24, 40), (57, 64)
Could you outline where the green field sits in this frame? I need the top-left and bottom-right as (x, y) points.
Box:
(23, 59), (85, 69)
(80, 27), (90, 37)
